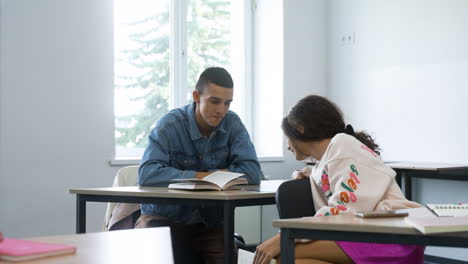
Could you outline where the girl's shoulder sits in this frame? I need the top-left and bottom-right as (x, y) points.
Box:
(326, 133), (371, 160)
(324, 134), (394, 177)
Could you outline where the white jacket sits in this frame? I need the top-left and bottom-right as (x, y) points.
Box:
(307, 134), (420, 216)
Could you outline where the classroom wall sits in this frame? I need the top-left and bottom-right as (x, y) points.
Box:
(0, 0), (318, 242)
(259, 0), (328, 240)
(327, 0), (468, 260)
(0, 0), (117, 237)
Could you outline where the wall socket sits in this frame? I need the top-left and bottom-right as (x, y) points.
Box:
(341, 32), (355, 45)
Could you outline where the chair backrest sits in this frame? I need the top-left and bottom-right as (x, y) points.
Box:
(113, 165), (139, 187)
(275, 178), (316, 219)
(103, 165), (140, 231)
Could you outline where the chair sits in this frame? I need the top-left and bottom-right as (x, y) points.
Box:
(275, 178), (316, 219)
(103, 165), (141, 231)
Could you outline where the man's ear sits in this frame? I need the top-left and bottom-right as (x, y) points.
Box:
(193, 90), (200, 103)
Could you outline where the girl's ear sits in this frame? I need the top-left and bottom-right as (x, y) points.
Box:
(297, 125), (305, 134)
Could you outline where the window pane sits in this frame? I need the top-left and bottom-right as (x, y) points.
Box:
(187, 0), (244, 119)
(114, 0), (171, 158)
(253, 0), (283, 158)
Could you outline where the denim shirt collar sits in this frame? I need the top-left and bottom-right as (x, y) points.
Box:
(187, 102), (227, 141)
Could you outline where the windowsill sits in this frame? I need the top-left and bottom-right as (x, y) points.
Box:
(258, 156), (284, 162)
(109, 159), (140, 166)
(109, 156), (285, 166)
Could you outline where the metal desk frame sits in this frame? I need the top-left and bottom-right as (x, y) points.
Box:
(71, 185), (279, 264)
(390, 163), (468, 200)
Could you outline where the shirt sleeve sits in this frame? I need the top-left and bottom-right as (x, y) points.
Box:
(314, 158), (392, 216)
(225, 116), (262, 185)
(138, 127), (196, 187)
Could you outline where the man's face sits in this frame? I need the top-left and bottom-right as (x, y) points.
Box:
(193, 82), (233, 129)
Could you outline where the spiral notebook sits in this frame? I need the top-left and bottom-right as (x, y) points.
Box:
(426, 203), (468, 217)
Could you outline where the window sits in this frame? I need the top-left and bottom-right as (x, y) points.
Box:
(114, 0), (251, 160)
(253, 0), (283, 159)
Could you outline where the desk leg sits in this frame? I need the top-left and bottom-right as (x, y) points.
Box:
(224, 201), (235, 264)
(76, 195), (86, 234)
(404, 171), (413, 201)
(280, 228), (295, 264)
(395, 170), (402, 188)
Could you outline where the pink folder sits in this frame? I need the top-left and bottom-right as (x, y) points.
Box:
(0, 238), (76, 262)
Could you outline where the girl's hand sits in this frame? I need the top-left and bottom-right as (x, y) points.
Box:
(253, 234), (281, 264)
(292, 166), (312, 180)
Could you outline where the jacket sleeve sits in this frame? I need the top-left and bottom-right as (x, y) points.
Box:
(314, 158), (392, 216)
(138, 128), (196, 187)
(225, 116), (262, 185)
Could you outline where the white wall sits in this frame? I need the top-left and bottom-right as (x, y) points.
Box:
(328, 0), (468, 260)
(0, 0), (117, 237)
(0, 0), (318, 244)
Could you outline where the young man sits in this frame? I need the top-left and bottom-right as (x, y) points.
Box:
(136, 67), (262, 264)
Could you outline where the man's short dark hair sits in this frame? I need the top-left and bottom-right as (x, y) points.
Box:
(195, 67), (233, 93)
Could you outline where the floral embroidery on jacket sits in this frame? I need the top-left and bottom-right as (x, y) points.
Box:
(320, 170), (331, 197)
(321, 164), (361, 216)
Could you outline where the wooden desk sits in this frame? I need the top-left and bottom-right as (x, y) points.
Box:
(0, 228), (173, 264)
(273, 208), (468, 264)
(387, 162), (468, 200)
(70, 180), (283, 264)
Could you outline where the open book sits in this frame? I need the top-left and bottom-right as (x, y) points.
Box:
(238, 249), (277, 264)
(426, 203), (468, 216)
(404, 216), (468, 234)
(168, 171), (247, 191)
(0, 238), (76, 262)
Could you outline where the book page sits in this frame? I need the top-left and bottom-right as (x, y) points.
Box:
(203, 171), (245, 188)
(172, 171), (245, 189)
(237, 249), (276, 264)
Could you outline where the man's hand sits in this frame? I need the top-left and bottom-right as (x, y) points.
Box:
(195, 172), (212, 179)
(253, 233), (281, 264)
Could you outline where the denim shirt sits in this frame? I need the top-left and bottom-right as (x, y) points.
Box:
(138, 103), (262, 225)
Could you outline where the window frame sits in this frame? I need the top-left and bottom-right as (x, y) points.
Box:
(111, 0), (284, 165)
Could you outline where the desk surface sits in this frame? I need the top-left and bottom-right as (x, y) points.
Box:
(386, 162), (468, 171)
(273, 208), (468, 238)
(70, 180), (283, 200)
(0, 228), (173, 264)
(274, 208), (468, 263)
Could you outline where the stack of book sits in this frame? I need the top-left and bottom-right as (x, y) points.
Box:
(404, 203), (468, 234)
(404, 215), (468, 234)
